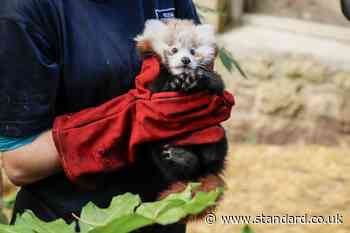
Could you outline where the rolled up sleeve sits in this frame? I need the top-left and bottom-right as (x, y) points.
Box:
(0, 134), (39, 152)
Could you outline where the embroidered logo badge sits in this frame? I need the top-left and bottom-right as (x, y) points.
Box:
(155, 8), (175, 20)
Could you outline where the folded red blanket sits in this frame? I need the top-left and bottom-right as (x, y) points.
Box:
(53, 57), (235, 186)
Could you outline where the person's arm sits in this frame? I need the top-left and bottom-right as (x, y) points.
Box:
(0, 6), (61, 186)
(1, 131), (61, 186)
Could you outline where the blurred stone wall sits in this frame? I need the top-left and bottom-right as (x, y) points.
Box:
(220, 54), (350, 146)
(194, 0), (347, 26)
(251, 0), (348, 26)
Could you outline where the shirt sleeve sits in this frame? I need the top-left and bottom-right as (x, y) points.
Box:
(175, 0), (201, 24)
(0, 134), (40, 152)
(0, 19), (60, 138)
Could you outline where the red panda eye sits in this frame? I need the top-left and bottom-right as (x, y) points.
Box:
(190, 49), (196, 55)
(171, 48), (178, 54)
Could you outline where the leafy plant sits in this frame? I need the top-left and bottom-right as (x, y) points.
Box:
(241, 225), (256, 233)
(3, 192), (17, 210)
(0, 190), (19, 225)
(218, 47), (247, 79)
(196, 4), (227, 19)
(0, 212), (7, 226)
(0, 183), (223, 233)
(195, 2), (247, 79)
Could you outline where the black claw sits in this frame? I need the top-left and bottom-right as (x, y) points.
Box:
(164, 153), (173, 160)
(196, 70), (205, 79)
(174, 78), (182, 85)
(167, 76), (184, 91)
(179, 74), (200, 92)
(169, 83), (177, 89)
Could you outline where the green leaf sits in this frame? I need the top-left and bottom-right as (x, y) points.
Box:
(161, 182), (197, 202)
(241, 225), (255, 233)
(0, 211), (8, 225)
(153, 188), (224, 225)
(0, 183), (223, 233)
(137, 199), (186, 225)
(219, 47), (233, 72)
(91, 183), (223, 231)
(0, 225), (34, 233)
(3, 191), (17, 209)
(183, 188), (223, 215)
(15, 211), (75, 233)
(218, 47), (248, 79)
(89, 214), (153, 233)
(79, 193), (141, 232)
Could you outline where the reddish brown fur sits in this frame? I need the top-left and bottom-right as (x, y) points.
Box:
(158, 182), (188, 200)
(136, 39), (154, 57)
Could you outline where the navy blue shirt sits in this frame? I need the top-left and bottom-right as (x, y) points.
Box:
(0, 0), (199, 221)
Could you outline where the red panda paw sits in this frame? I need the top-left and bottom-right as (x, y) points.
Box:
(185, 175), (226, 223)
(158, 174), (226, 200)
(158, 181), (188, 200)
(197, 174), (226, 193)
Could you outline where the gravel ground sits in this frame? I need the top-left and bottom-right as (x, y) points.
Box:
(189, 144), (350, 233)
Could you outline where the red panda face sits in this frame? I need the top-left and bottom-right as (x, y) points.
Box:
(135, 19), (217, 76)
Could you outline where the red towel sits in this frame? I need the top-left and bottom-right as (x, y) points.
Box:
(53, 57), (235, 186)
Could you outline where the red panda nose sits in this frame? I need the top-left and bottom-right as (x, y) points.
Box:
(181, 57), (191, 65)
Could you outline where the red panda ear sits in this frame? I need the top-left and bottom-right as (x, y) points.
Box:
(206, 46), (219, 71)
(136, 39), (155, 58)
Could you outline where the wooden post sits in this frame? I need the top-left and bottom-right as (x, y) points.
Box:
(217, 0), (230, 32)
(244, 0), (255, 12)
(194, 0), (246, 31)
(230, 0), (244, 25)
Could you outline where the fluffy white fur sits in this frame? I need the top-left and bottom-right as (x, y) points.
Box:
(135, 19), (217, 76)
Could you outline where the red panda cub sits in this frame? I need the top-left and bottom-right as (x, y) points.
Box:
(135, 19), (227, 210)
